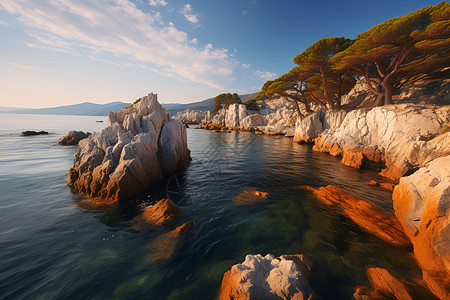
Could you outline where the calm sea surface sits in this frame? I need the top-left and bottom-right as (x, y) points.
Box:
(0, 113), (429, 299)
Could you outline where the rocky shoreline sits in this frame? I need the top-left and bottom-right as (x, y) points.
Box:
(174, 80), (449, 299)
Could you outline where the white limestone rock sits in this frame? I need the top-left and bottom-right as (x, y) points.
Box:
(218, 254), (318, 300)
(240, 114), (267, 130)
(68, 93), (190, 201)
(313, 104), (450, 180)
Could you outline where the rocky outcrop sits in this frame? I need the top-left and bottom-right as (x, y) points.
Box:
(293, 108), (346, 143)
(233, 189), (269, 205)
(303, 185), (410, 246)
(67, 93), (190, 202)
(240, 114), (267, 131)
(397, 79), (450, 106)
(21, 130), (48, 136)
(393, 155), (450, 299)
(312, 105), (450, 180)
(218, 254), (318, 300)
(59, 130), (90, 145)
(173, 109), (206, 124)
(146, 220), (193, 263)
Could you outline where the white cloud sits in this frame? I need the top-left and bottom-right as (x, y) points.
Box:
(242, 63), (250, 69)
(242, 10), (247, 15)
(0, 59), (53, 73)
(190, 38), (197, 44)
(0, 0), (242, 89)
(255, 70), (277, 80)
(149, 0), (167, 6)
(0, 19), (9, 26)
(180, 3), (199, 24)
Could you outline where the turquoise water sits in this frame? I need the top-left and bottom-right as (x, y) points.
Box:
(0, 114), (431, 299)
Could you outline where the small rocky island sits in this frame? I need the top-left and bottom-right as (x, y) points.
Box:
(67, 93), (190, 202)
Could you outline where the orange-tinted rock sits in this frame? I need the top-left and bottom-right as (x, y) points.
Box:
(379, 182), (395, 191)
(393, 155), (450, 299)
(367, 180), (396, 191)
(352, 268), (413, 300)
(59, 130), (90, 145)
(367, 267), (412, 300)
(133, 198), (181, 228)
(302, 185), (410, 246)
(233, 189), (269, 205)
(145, 221), (193, 263)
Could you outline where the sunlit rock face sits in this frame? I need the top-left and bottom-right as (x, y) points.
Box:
(218, 254), (318, 300)
(311, 104), (450, 181)
(68, 93), (190, 202)
(393, 155), (450, 299)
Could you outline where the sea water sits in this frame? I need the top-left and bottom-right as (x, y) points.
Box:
(0, 114), (429, 299)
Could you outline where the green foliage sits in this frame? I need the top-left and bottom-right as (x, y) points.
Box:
(212, 93), (242, 112)
(243, 98), (259, 110)
(332, 1), (450, 105)
(123, 97), (141, 109)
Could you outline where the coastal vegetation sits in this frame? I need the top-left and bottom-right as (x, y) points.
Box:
(212, 93), (242, 112)
(255, 1), (449, 110)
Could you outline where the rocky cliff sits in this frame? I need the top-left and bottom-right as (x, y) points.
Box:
(393, 155), (450, 299)
(68, 93), (190, 202)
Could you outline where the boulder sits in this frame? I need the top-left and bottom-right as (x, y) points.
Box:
(133, 198), (182, 228)
(302, 185), (410, 246)
(67, 93), (190, 202)
(393, 155), (450, 299)
(59, 130), (90, 145)
(145, 221), (193, 263)
(20, 130), (48, 136)
(218, 254), (318, 300)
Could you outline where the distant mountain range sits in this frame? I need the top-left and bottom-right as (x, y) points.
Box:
(0, 92), (258, 116)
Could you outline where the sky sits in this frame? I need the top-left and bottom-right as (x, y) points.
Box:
(0, 0), (442, 108)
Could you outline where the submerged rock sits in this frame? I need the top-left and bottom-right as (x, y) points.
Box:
(302, 185), (410, 246)
(352, 267), (413, 300)
(218, 254), (318, 300)
(393, 155), (450, 299)
(233, 189), (269, 205)
(145, 221), (193, 263)
(21, 130), (48, 136)
(133, 198), (182, 228)
(67, 93), (190, 201)
(59, 130), (90, 145)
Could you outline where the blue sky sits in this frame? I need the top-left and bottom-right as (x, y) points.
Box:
(0, 0), (442, 108)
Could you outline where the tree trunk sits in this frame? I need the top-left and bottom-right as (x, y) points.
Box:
(321, 67), (335, 109)
(337, 74), (342, 109)
(382, 79), (393, 105)
(373, 93), (384, 107)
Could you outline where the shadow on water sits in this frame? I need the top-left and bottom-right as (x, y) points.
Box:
(0, 118), (433, 300)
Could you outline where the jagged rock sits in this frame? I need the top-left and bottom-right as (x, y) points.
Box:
(67, 93), (190, 201)
(312, 104), (450, 180)
(233, 189), (269, 205)
(173, 109), (206, 124)
(302, 185), (410, 246)
(133, 198), (182, 228)
(145, 221), (193, 263)
(218, 254), (318, 300)
(367, 180), (396, 191)
(293, 108), (347, 143)
(393, 155), (450, 299)
(20, 130), (48, 136)
(59, 130), (90, 145)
